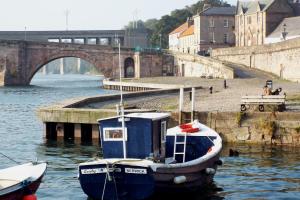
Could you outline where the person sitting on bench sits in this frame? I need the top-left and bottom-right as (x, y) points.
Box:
(263, 85), (271, 96)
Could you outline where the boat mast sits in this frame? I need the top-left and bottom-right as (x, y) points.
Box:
(119, 40), (127, 159)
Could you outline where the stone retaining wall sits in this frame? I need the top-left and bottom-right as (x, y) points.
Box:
(181, 111), (300, 146)
(212, 38), (300, 82)
(171, 52), (235, 79)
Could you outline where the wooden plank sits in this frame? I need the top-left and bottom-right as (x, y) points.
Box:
(242, 95), (286, 99)
(241, 99), (285, 103)
(241, 102), (284, 105)
(241, 100), (285, 104)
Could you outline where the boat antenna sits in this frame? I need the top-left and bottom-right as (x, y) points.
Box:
(118, 36), (127, 159)
(118, 35), (123, 105)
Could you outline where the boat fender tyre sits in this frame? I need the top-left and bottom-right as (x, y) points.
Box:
(214, 160), (223, 166)
(258, 105), (264, 112)
(240, 104), (246, 112)
(205, 168), (216, 175)
(174, 176), (187, 184)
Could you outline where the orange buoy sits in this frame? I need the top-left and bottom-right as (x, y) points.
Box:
(181, 127), (199, 133)
(23, 194), (37, 200)
(179, 123), (193, 129)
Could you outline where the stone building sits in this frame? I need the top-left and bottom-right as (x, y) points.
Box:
(235, 0), (295, 47)
(169, 6), (235, 55)
(168, 19), (193, 51)
(178, 25), (195, 54)
(193, 6), (236, 55)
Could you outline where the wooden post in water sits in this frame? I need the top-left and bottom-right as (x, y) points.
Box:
(179, 87), (184, 124)
(191, 87), (195, 122)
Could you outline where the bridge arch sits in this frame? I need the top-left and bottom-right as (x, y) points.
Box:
(28, 51), (115, 84)
(124, 57), (135, 78)
(0, 41), (167, 86)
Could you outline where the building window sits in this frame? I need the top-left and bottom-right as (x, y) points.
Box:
(48, 38), (60, 43)
(61, 38), (72, 43)
(161, 121), (167, 142)
(240, 15), (243, 25)
(209, 18), (214, 27)
(103, 127), (127, 141)
(224, 19), (229, 27)
(209, 32), (215, 43)
(247, 16), (252, 24)
(224, 34), (228, 44)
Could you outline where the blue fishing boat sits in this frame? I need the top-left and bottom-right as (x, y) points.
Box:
(78, 112), (223, 200)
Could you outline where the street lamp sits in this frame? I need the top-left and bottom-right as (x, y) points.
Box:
(24, 26), (27, 41)
(159, 33), (162, 49)
(282, 23), (288, 41)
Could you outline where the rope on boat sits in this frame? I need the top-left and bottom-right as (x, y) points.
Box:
(101, 162), (119, 200)
(0, 152), (20, 164)
(101, 171), (108, 200)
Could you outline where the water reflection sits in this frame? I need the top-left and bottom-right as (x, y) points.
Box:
(217, 144), (300, 200)
(0, 74), (299, 199)
(35, 141), (300, 200)
(35, 139), (101, 200)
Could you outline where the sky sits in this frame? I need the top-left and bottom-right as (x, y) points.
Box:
(0, 0), (236, 31)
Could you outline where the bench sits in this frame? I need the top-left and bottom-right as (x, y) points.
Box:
(241, 95), (286, 112)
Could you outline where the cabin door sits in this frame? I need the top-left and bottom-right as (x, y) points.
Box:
(152, 120), (167, 157)
(152, 121), (160, 157)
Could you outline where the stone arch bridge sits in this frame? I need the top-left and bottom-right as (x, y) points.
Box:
(0, 40), (172, 86)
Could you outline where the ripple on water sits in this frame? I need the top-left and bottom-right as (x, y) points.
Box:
(0, 74), (300, 199)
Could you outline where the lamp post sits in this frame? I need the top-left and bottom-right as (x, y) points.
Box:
(24, 26), (27, 41)
(282, 23), (287, 41)
(64, 9), (70, 31)
(159, 33), (162, 49)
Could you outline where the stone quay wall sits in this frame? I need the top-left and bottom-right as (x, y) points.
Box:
(170, 52), (235, 79)
(180, 111), (300, 146)
(212, 38), (300, 82)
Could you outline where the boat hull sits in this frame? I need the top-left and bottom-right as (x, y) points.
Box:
(79, 153), (220, 200)
(0, 176), (43, 200)
(79, 163), (155, 200)
(0, 162), (47, 200)
(153, 153), (220, 192)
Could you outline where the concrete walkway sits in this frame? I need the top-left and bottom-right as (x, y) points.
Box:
(116, 63), (300, 112)
(224, 61), (277, 79)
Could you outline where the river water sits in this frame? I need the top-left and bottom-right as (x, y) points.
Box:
(0, 74), (299, 200)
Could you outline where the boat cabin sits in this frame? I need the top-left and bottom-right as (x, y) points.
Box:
(98, 113), (170, 159)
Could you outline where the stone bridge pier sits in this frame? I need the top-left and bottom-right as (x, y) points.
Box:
(0, 40), (174, 86)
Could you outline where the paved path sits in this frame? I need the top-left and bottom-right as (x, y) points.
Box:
(120, 63), (300, 112)
(224, 61), (277, 79)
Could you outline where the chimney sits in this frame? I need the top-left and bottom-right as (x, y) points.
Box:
(187, 17), (194, 27)
(203, 4), (211, 11)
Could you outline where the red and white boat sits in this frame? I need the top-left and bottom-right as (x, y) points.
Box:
(0, 162), (47, 200)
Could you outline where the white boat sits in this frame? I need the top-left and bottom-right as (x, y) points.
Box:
(0, 162), (47, 200)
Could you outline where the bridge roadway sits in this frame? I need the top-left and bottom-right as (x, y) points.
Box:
(0, 29), (148, 48)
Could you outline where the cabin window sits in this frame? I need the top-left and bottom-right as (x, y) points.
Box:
(103, 127), (127, 141)
(161, 121), (167, 142)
